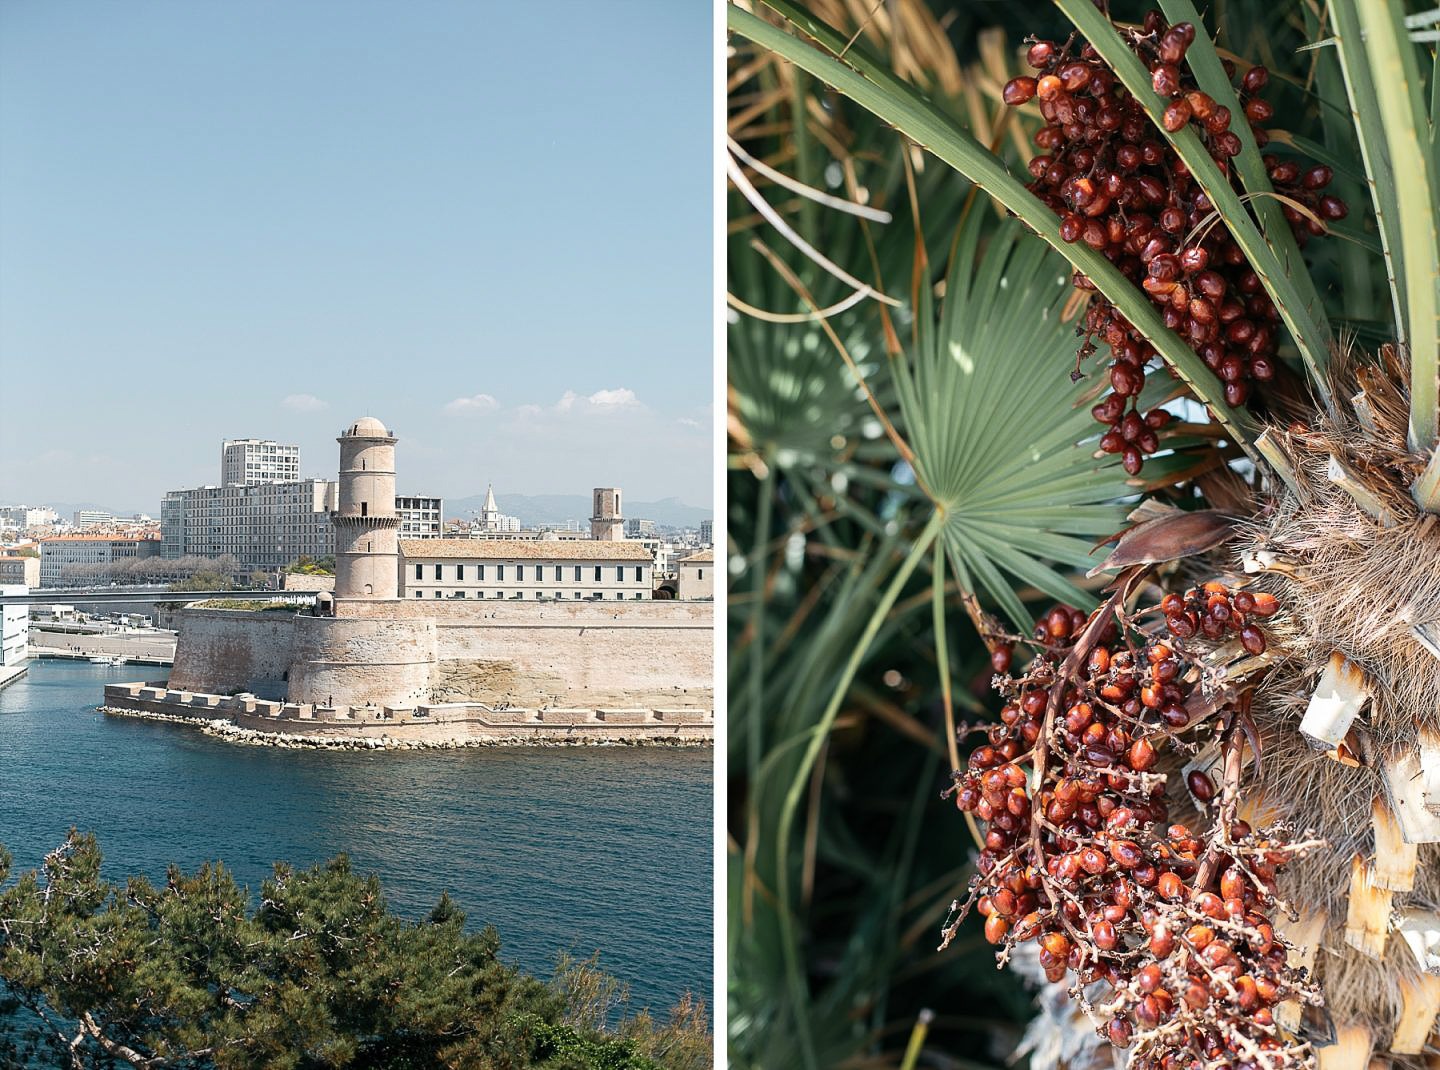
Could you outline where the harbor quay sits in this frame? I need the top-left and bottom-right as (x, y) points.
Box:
(101, 681), (712, 749)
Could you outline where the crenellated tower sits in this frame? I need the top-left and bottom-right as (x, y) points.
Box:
(590, 487), (624, 541)
(333, 417), (401, 599)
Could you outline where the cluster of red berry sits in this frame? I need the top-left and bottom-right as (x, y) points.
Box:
(1162, 582), (1279, 653)
(949, 590), (1312, 1068)
(1000, 11), (1345, 474)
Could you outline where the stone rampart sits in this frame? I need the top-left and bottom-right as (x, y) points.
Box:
(166, 610), (297, 700)
(167, 599), (713, 712)
(286, 615), (435, 708)
(101, 683), (712, 746)
(341, 599), (713, 709)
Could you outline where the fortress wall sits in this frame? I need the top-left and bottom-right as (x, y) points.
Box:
(170, 601), (713, 711)
(285, 616), (435, 708)
(100, 685), (713, 745)
(339, 600), (713, 708)
(166, 610), (296, 700)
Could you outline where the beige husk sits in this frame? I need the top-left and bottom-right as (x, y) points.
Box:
(1018, 351), (1440, 1067)
(1239, 351), (1440, 1058)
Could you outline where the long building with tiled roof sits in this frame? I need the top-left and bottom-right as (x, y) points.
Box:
(398, 538), (653, 601)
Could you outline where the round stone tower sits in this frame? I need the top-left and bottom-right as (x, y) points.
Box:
(333, 417), (401, 599)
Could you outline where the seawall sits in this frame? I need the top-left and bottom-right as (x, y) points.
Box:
(166, 600), (714, 710)
(102, 682), (713, 748)
(166, 609), (295, 700)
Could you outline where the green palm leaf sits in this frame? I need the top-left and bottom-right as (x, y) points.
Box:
(891, 211), (1133, 629)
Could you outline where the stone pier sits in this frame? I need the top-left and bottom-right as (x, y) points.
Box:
(100, 682), (713, 746)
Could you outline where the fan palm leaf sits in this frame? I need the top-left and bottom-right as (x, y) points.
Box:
(891, 210), (1134, 628)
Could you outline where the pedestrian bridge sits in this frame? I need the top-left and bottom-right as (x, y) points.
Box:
(0, 588), (315, 606)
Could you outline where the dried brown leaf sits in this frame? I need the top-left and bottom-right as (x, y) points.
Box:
(1087, 509), (1237, 577)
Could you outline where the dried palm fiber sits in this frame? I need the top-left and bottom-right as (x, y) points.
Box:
(1018, 351), (1439, 1069)
(1235, 347), (1440, 1059)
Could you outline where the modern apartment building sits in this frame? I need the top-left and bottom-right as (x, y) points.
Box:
(399, 538), (653, 600)
(699, 519), (712, 546)
(396, 496), (444, 539)
(220, 439), (300, 486)
(161, 480), (338, 570)
(39, 535), (162, 586)
(634, 537), (676, 577)
(73, 509), (116, 528)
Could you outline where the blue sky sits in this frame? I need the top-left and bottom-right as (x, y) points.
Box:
(0, 1), (712, 514)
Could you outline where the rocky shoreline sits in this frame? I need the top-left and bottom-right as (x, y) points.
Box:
(96, 705), (711, 750)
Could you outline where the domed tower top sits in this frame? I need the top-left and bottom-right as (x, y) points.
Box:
(333, 416), (400, 600)
(344, 416), (394, 440)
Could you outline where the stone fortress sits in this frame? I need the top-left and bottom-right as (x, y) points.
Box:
(104, 418), (712, 745)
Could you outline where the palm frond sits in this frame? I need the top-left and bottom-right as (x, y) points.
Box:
(728, 0), (1262, 461)
(1327, 0), (1440, 465)
(892, 212), (1134, 628)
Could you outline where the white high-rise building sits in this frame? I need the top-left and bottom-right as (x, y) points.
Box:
(161, 481), (337, 571)
(164, 437), (336, 572)
(699, 519), (713, 546)
(73, 509), (117, 529)
(396, 496), (444, 539)
(221, 439), (301, 486)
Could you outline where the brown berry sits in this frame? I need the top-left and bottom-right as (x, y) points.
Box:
(1187, 770), (1215, 803)
(984, 913), (1009, 944)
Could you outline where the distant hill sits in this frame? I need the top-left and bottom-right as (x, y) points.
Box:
(445, 493), (711, 529)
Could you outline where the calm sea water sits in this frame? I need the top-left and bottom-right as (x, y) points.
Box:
(0, 661), (712, 1013)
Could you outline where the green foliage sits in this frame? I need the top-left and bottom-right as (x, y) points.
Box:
(510, 1016), (661, 1070)
(190, 600), (298, 612)
(285, 556), (336, 576)
(735, 0), (1440, 499)
(897, 211), (1134, 627)
(167, 570), (235, 593)
(0, 832), (711, 1069)
(727, 22), (1084, 1067)
(551, 954), (711, 1070)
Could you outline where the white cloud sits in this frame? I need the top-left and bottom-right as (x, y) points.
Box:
(444, 393), (500, 414)
(677, 417), (702, 429)
(282, 393), (329, 412)
(588, 388), (638, 407)
(556, 387), (639, 413)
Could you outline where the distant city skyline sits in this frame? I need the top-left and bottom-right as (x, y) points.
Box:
(0, 2), (711, 509)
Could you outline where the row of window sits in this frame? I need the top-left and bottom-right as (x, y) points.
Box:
(411, 590), (647, 600)
(413, 563), (645, 583)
